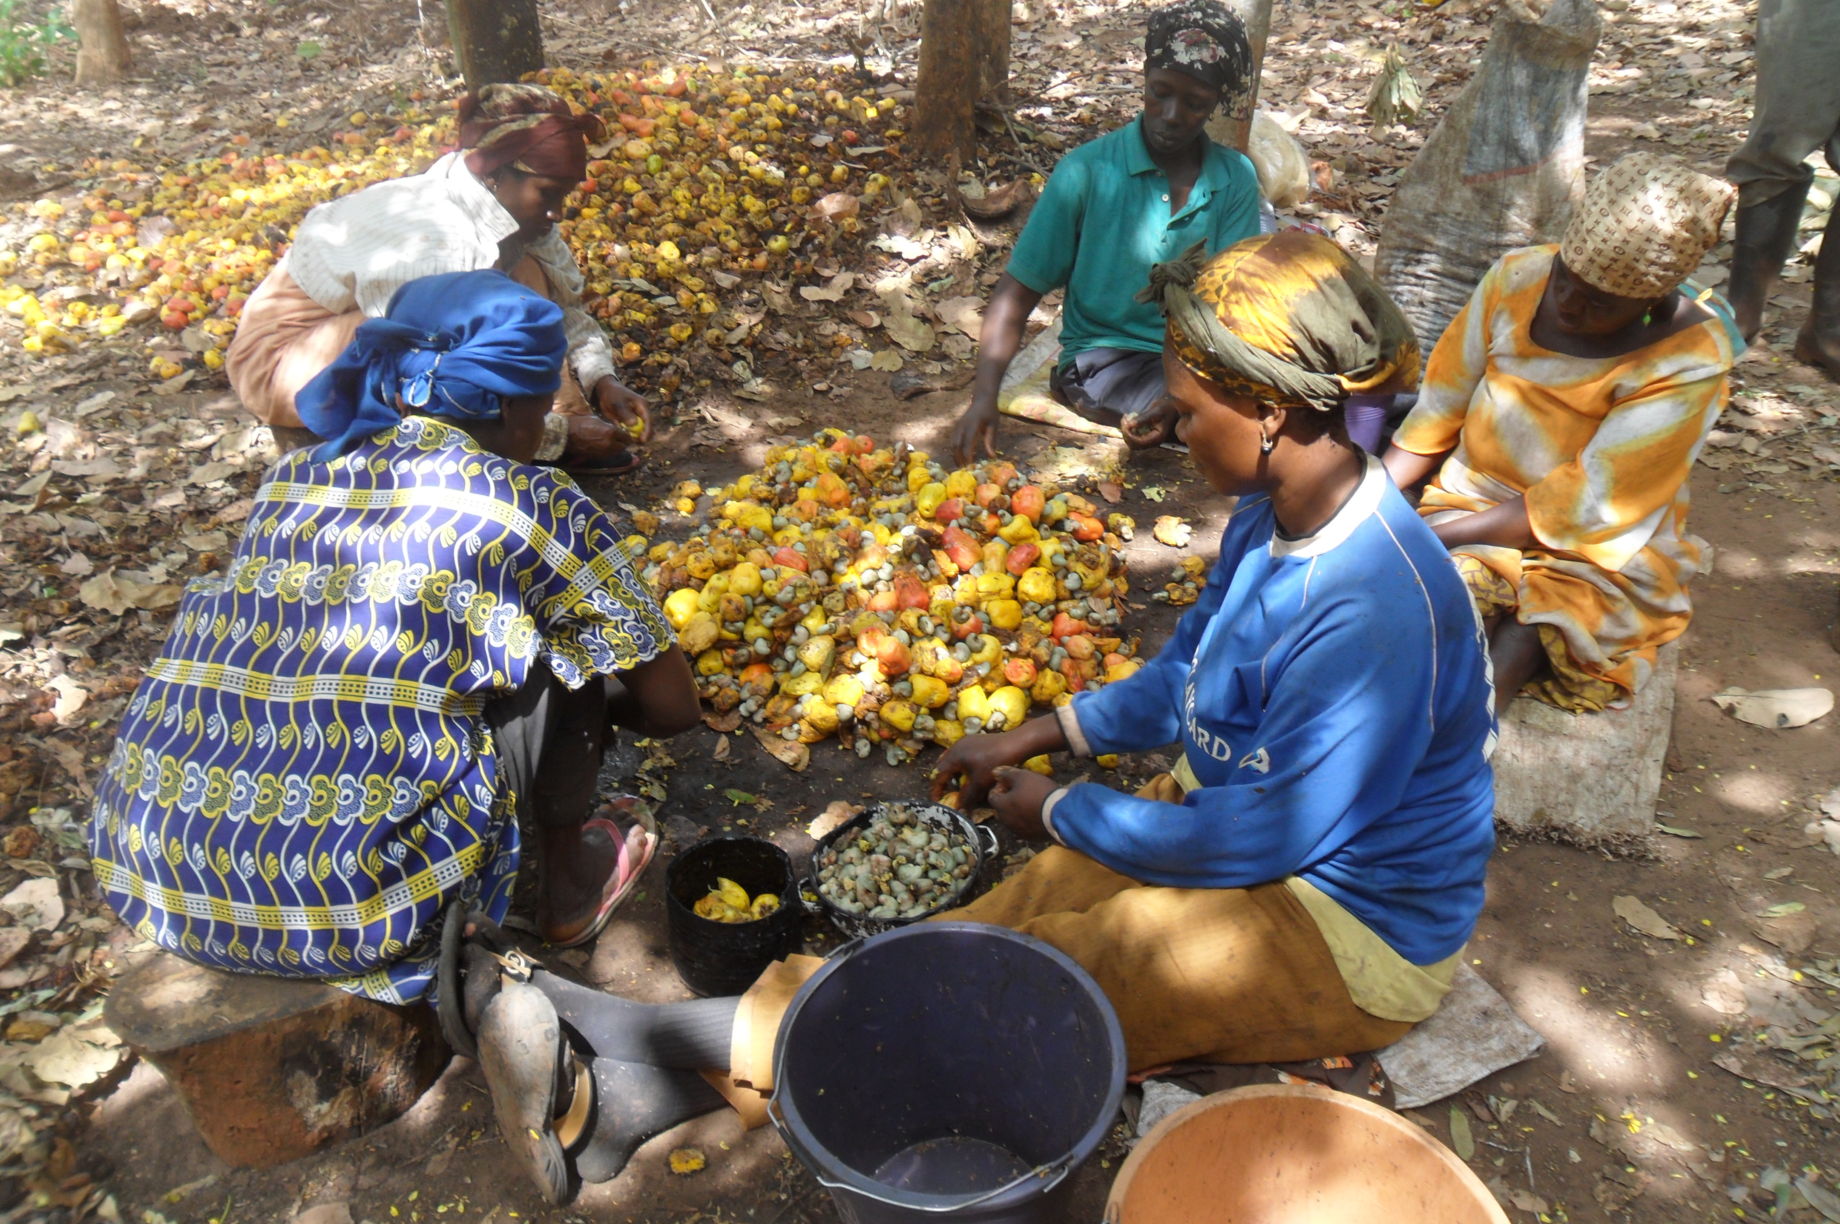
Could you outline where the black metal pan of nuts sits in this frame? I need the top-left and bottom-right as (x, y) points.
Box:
(805, 801), (998, 939)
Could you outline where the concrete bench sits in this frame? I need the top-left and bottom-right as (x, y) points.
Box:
(1489, 641), (1678, 849)
(104, 952), (450, 1168)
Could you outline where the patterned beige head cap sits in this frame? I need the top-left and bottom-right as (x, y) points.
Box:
(1559, 153), (1735, 299)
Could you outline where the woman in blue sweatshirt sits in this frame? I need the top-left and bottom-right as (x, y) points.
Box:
(437, 234), (1498, 1196)
(928, 230), (1498, 1067)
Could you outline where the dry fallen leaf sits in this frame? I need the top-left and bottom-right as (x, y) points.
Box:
(22, 1020), (126, 1093)
(1710, 687), (1833, 729)
(934, 295), (984, 339)
(0, 929), (29, 972)
(1712, 1047), (1815, 1092)
(291, 1203), (356, 1224)
(77, 570), (182, 615)
(1592, 1167), (1650, 1213)
(13, 470), (53, 510)
(1637, 1118), (1699, 1154)
(955, 177), (1035, 221)
(0, 879), (64, 933)
(189, 460), (239, 485)
(1447, 1105), (1474, 1160)
(1503, 1189), (1550, 1214)
(44, 676), (88, 724)
(881, 306), (937, 353)
(1795, 1176), (1840, 1224)
(810, 191), (860, 221)
(751, 727), (810, 772)
(798, 272), (856, 302)
(702, 710), (742, 734)
(1095, 480), (1123, 504)
(1613, 894), (1684, 941)
(806, 800), (862, 841)
(1152, 515), (1192, 548)
(7, 1017), (56, 1043)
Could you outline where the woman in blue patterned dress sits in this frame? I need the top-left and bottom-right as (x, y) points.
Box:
(88, 270), (698, 1007)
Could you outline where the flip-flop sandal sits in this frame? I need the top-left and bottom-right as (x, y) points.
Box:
(436, 900), (473, 1056)
(477, 982), (587, 1204)
(436, 904), (537, 1059)
(545, 804), (659, 949)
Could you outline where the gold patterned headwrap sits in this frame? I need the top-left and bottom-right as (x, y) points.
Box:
(1559, 153), (1734, 300)
(1139, 231), (1420, 411)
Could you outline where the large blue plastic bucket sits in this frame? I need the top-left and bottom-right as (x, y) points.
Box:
(770, 923), (1126, 1224)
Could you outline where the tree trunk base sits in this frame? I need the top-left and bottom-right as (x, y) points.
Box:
(913, 0), (1010, 165)
(72, 0), (132, 87)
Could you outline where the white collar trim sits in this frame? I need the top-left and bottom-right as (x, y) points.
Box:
(1268, 452), (1386, 559)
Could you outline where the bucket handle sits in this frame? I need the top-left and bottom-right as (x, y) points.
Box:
(973, 822), (999, 860)
(767, 1098), (1080, 1213)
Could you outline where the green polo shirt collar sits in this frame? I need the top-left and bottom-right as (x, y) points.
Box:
(1122, 118), (1222, 225)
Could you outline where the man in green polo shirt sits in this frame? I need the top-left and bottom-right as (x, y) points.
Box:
(949, 0), (1263, 464)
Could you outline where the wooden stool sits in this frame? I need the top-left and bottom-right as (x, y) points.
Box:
(104, 953), (450, 1168)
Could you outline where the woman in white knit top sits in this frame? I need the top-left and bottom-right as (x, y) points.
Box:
(226, 84), (649, 474)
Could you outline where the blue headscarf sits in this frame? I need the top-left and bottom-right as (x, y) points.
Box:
(296, 270), (568, 460)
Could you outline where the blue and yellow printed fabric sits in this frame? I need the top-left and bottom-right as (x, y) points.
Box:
(89, 417), (671, 1002)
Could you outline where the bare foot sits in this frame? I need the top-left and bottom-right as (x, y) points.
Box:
(1793, 327), (1840, 384)
(536, 821), (620, 944)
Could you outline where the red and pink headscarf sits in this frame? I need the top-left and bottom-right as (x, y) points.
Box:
(458, 83), (605, 183)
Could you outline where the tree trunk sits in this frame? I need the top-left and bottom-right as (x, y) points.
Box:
(974, 0), (1010, 101)
(446, 0), (543, 94)
(71, 0), (131, 87)
(912, 0), (1011, 165)
(1210, 0), (1272, 153)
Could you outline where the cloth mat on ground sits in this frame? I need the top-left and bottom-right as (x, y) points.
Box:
(1132, 963), (1545, 1137)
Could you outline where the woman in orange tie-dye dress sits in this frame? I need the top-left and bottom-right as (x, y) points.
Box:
(1384, 154), (1741, 713)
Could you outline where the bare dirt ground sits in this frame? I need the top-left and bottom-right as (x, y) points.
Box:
(2, 0), (1839, 1222)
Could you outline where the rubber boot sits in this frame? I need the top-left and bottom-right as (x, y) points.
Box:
(1726, 187), (1810, 342)
(1793, 209), (1840, 382)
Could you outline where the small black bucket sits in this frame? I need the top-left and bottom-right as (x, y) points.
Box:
(770, 923), (1126, 1224)
(665, 835), (801, 997)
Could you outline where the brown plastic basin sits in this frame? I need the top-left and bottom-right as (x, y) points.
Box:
(1105, 1084), (1511, 1224)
